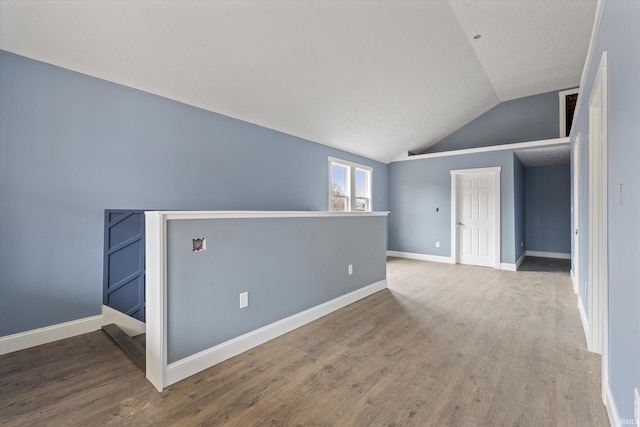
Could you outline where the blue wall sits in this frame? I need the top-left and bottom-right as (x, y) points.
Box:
(525, 165), (571, 254)
(570, 0), (640, 420)
(389, 150), (516, 264)
(424, 90), (561, 153)
(166, 215), (386, 363)
(513, 155), (526, 261)
(0, 51), (389, 336)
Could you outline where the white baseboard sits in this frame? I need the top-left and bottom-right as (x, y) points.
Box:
(570, 270), (579, 294)
(604, 381), (621, 427)
(164, 279), (387, 388)
(525, 250), (571, 259)
(500, 262), (517, 271)
(0, 315), (103, 355)
(578, 296), (591, 350)
(387, 251), (454, 264)
(102, 305), (145, 337)
(501, 252), (526, 271)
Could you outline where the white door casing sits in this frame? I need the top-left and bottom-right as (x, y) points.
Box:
(451, 167), (501, 269)
(572, 135), (581, 294)
(587, 51), (608, 399)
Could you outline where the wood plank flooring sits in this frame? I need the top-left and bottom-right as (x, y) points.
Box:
(102, 324), (145, 373)
(0, 257), (610, 426)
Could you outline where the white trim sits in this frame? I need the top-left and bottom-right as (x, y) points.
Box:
(559, 88), (580, 138)
(0, 315), (103, 355)
(578, 296), (590, 349)
(572, 135), (581, 296)
(163, 279), (387, 388)
(396, 138), (569, 162)
(145, 211), (166, 392)
(450, 166), (502, 175)
(570, 0), (605, 140)
(101, 305), (145, 337)
(525, 250), (571, 260)
(604, 382), (621, 427)
(588, 51), (608, 358)
(500, 263), (517, 271)
(516, 251), (526, 270)
(387, 250), (454, 264)
(157, 211), (389, 220)
(570, 270), (578, 294)
(450, 167), (501, 269)
(588, 51), (609, 400)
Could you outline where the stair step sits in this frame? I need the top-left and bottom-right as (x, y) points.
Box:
(131, 333), (146, 349)
(102, 324), (145, 373)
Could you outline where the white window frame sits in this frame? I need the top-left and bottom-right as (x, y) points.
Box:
(328, 157), (373, 212)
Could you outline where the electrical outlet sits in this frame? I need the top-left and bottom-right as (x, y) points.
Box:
(239, 292), (248, 309)
(634, 388), (639, 427)
(436, 241), (440, 248)
(348, 264), (353, 275)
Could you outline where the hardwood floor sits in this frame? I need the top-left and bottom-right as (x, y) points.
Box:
(0, 257), (610, 426)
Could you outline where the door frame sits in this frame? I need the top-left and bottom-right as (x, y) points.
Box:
(450, 167), (501, 269)
(572, 135), (581, 294)
(587, 51), (608, 397)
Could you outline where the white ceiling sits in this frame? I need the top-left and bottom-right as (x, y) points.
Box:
(0, 0), (596, 163)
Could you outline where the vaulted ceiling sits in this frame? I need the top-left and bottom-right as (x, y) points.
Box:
(0, 0), (596, 163)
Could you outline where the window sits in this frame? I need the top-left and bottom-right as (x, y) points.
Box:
(329, 157), (372, 212)
(559, 88), (579, 137)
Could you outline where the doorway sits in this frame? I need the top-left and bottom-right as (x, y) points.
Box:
(450, 167), (501, 268)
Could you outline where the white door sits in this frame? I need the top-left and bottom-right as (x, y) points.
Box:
(458, 173), (495, 267)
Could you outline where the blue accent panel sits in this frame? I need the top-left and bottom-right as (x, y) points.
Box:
(0, 50), (388, 336)
(524, 165), (570, 254)
(389, 150), (515, 264)
(424, 90), (561, 153)
(108, 243), (142, 285)
(166, 216), (387, 363)
(513, 155), (526, 261)
(569, 0), (640, 420)
(109, 213), (143, 248)
(103, 210), (145, 322)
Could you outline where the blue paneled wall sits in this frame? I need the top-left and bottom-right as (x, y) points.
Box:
(0, 51), (389, 336)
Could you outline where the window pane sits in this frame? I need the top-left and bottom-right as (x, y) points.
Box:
(355, 198), (369, 212)
(332, 196), (348, 212)
(332, 164), (348, 196)
(331, 163), (349, 212)
(355, 168), (370, 211)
